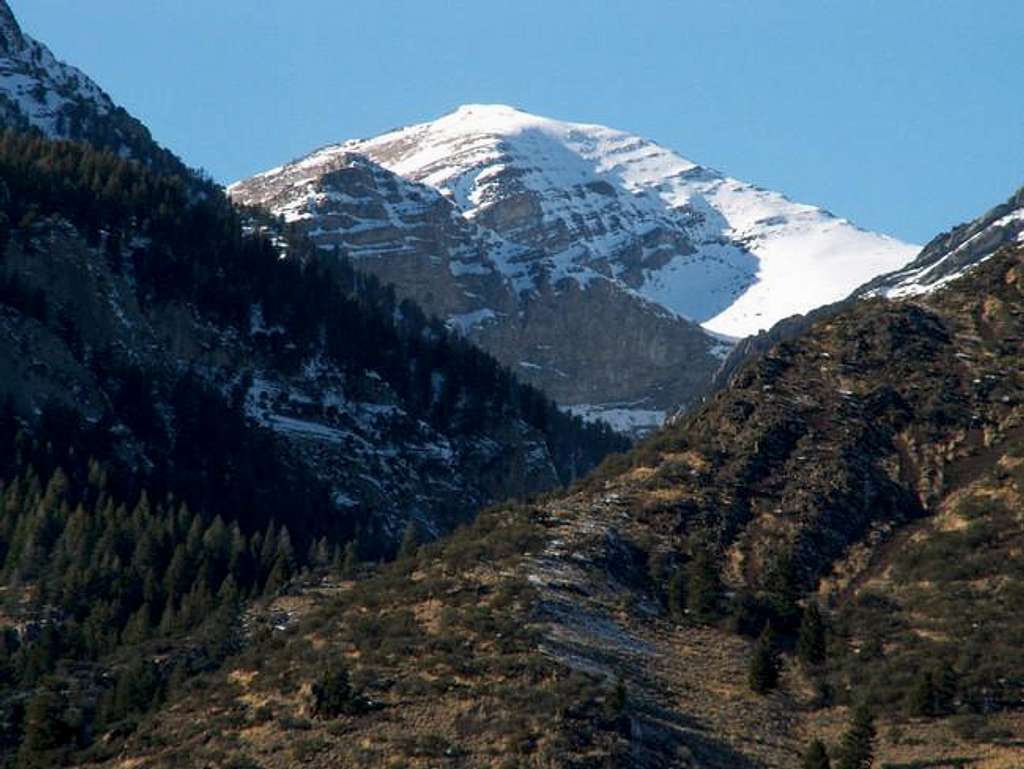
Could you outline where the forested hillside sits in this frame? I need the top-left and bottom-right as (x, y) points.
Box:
(0, 131), (626, 766)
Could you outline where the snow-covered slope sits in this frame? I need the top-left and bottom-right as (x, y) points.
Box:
(0, 1), (113, 137)
(860, 186), (1024, 298)
(260, 104), (918, 338)
(0, 0), (184, 175)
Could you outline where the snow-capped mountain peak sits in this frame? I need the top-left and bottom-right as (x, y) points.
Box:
(233, 106), (921, 432)
(268, 104), (918, 338)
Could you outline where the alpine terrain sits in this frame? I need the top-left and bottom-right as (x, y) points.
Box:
(232, 105), (918, 432)
(0, 6), (627, 765)
(0, 2), (1022, 768)
(96, 191), (1024, 769)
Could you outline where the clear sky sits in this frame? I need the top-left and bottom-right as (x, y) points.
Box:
(11, 0), (1024, 244)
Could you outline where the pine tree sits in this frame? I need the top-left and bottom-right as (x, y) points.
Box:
(307, 536), (329, 569)
(163, 544), (190, 605)
(797, 602), (827, 667)
(605, 677), (627, 720)
(667, 569), (686, 619)
(685, 543), (721, 620)
(836, 705), (876, 769)
(764, 552), (802, 632)
(311, 664), (365, 718)
(909, 670), (935, 717)
(264, 553), (290, 594)
(121, 603), (152, 645)
(748, 626), (781, 694)
(158, 599), (177, 636)
(18, 686), (71, 767)
(398, 521), (419, 561)
(341, 540), (360, 578)
(802, 739), (831, 769)
(934, 663), (957, 716)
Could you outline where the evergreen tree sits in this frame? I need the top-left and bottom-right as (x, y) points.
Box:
(764, 552), (801, 630)
(311, 664), (365, 718)
(158, 600), (177, 636)
(802, 739), (831, 769)
(909, 670), (935, 717)
(685, 543), (721, 620)
(341, 540), (360, 579)
(748, 626), (781, 694)
(121, 603), (151, 645)
(934, 663), (957, 716)
(836, 705), (876, 769)
(398, 521), (419, 562)
(667, 569), (686, 619)
(605, 677), (627, 720)
(797, 602), (827, 667)
(909, 663), (957, 717)
(18, 686), (71, 767)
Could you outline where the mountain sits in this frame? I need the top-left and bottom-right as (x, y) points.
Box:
(102, 206), (1024, 768)
(706, 185), (1024, 403)
(859, 185), (1024, 298)
(0, 129), (628, 769)
(0, 6), (635, 763)
(0, 2), (626, 541)
(3, 4), (1021, 765)
(0, 0), (186, 175)
(232, 105), (918, 432)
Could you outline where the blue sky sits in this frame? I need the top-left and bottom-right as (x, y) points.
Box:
(12, 0), (1024, 243)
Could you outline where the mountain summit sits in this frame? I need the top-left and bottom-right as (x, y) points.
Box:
(234, 105), (917, 431)
(238, 104), (918, 337)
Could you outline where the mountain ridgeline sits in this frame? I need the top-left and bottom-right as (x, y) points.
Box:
(0, 0), (189, 179)
(0, 128), (627, 537)
(232, 105), (917, 433)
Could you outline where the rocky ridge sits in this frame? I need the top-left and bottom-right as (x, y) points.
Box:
(232, 105), (918, 433)
(0, 0), (188, 175)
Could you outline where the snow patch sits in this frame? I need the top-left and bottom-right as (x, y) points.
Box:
(447, 308), (497, 334)
(566, 403), (665, 435)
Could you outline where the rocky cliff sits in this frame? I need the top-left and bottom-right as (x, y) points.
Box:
(233, 105), (918, 433)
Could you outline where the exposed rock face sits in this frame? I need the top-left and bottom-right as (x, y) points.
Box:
(233, 150), (721, 434)
(233, 105), (917, 433)
(0, 212), (574, 541)
(471, 278), (714, 407)
(0, 0), (186, 174)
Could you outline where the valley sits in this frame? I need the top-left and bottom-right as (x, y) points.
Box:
(0, 2), (1021, 767)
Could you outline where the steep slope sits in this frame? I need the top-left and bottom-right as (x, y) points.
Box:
(860, 185), (1024, 297)
(93, 237), (1024, 768)
(706, 184), (1024, 405)
(0, 0), (187, 175)
(0, 131), (629, 767)
(233, 105), (917, 431)
(0, 133), (624, 547)
(233, 148), (720, 434)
